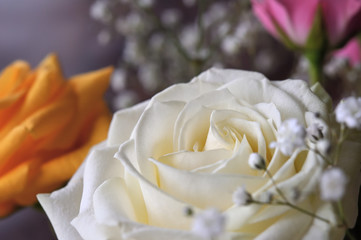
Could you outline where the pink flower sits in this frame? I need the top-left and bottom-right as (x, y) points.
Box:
(252, 0), (319, 46)
(321, 0), (361, 46)
(252, 0), (361, 49)
(334, 38), (361, 66)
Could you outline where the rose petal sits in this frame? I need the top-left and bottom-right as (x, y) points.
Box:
(107, 100), (149, 146)
(149, 157), (267, 210)
(37, 163), (85, 240)
(93, 178), (138, 225)
(79, 146), (122, 212)
(133, 100), (185, 183)
(117, 141), (198, 230)
(158, 149), (232, 171)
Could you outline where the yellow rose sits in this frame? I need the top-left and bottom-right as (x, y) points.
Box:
(38, 69), (360, 240)
(0, 54), (112, 216)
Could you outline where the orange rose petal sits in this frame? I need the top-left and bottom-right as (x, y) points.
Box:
(0, 202), (16, 217)
(0, 88), (77, 168)
(0, 126), (28, 167)
(47, 101), (102, 150)
(23, 86), (76, 140)
(0, 91), (24, 109)
(13, 111), (111, 205)
(0, 61), (30, 98)
(21, 56), (65, 116)
(0, 161), (31, 202)
(69, 67), (113, 118)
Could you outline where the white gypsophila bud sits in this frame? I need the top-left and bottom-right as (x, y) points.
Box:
(123, 39), (144, 64)
(149, 34), (165, 51)
(212, 62), (224, 69)
(161, 9), (181, 27)
(202, 3), (227, 28)
(290, 187), (301, 202)
(307, 122), (324, 141)
(183, 0), (196, 7)
(232, 186), (252, 206)
(221, 35), (240, 55)
(116, 12), (143, 35)
(138, 63), (160, 92)
(90, 1), (110, 23)
(217, 22), (231, 37)
(254, 50), (275, 73)
(111, 68), (127, 92)
(335, 96), (361, 129)
(234, 20), (252, 41)
(113, 91), (138, 110)
(248, 153), (266, 170)
(259, 191), (273, 203)
(137, 0), (154, 8)
(183, 206), (194, 217)
(316, 139), (331, 156)
(190, 48), (210, 60)
(320, 168), (348, 201)
(180, 25), (200, 51)
(324, 57), (347, 76)
(97, 30), (111, 45)
(192, 208), (226, 240)
(270, 118), (306, 156)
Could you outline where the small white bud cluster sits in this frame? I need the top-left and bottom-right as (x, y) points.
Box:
(137, 0), (154, 8)
(248, 153), (266, 170)
(320, 168), (348, 201)
(270, 118), (306, 156)
(90, 1), (111, 23)
(161, 9), (182, 27)
(306, 119), (324, 142)
(111, 68), (127, 92)
(335, 96), (361, 129)
(232, 186), (253, 206)
(192, 208), (226, 239)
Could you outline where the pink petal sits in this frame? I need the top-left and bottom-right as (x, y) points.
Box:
(334, 38), (361, 66)
(252, 0), (319, 46)
(321, 0), (361, 45)
(252, 0), (280, 39)
(276, 0), (319, 44)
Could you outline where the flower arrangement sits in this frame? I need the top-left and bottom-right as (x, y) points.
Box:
(0, 0), (360, 240)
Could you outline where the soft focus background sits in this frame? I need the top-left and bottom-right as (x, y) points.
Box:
(0, 0), (122, 77)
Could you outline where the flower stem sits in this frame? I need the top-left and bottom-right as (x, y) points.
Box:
(263, 169), (331, 224)
(336, 201), (357, 240)
(305, 51), (325, 86)
(282, 201), (330, 224)
(334, 123), (347, 165)
(265, 169), (288, 202)
(252, 200), (330, 224)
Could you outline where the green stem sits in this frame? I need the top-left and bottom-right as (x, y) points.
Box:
(309, 147), (333, 165)
(252, 200), (330, 224)
(265, 169), (288, 202)
(337, 201), (346, 225)
(345, 229), (356, 240)
(337, 201), (357, 240)
(284, 201), (330, 224)
(305, 51), (325, 86)
(334, 124), (347, 165)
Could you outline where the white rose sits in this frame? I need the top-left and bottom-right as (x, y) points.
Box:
(38, 69), (361, 240)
